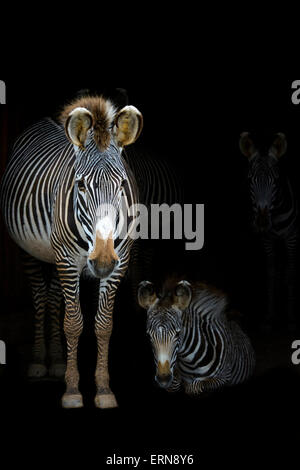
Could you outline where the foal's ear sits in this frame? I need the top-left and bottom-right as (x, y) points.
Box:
(138, 281), (157, 309)
(239, 132), (257, 159)
(173, 280), (192, 310)
(269, 133), (287, 160)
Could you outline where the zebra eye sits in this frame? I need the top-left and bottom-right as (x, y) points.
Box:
(77, 179), (86, 192)
(121, 179), (128, 192)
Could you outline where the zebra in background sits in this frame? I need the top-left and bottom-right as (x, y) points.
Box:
(138, 277), (255, 394)
(0, 95), (143, 408)
(239, 132), (298, 332)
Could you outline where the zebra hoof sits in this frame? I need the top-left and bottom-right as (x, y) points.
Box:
(61, 393), (83, 409)
(28, 363), (47, 378)
(49, 362), (66, 378)
(95, 393), (118, 409)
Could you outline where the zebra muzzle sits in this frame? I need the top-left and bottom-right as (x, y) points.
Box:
(255, 207), (271, 232)
(88, 231), (119, 278)
(155, 360), (173, 388)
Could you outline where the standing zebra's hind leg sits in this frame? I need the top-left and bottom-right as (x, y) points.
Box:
(21, 251), (48, 378)
(48, 267), (66, 378)
(285, 235), (298, 333)
(261, 239), (280, 333)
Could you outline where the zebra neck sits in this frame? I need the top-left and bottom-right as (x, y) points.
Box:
(178, 288), (227, 359)
(177, 300), (228, 382)
(271, 177), (298, 238)
(187, 288), (227, 321)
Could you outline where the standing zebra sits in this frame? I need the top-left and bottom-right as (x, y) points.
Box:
(138, 278), (255, 394)
(239, 132), (298, 331)
(0, 95), (143, 408)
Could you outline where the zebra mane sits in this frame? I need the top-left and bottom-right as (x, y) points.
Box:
(191, 283), (228, 319)
(59, 95), (117, 152)
(158, 275), (228, 317)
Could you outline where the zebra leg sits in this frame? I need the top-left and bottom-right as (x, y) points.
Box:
(56, 263), (83, 409)
(285, 234), (298, 331)
(21, 251), (48, 378)
(262, 238), (279, 331)
(184, 377), (227, 395)
(127, 240), (142, 309)
(48, 267), (66, 378)
(94, 269), (126, 409)
(166, 368), (182, 393)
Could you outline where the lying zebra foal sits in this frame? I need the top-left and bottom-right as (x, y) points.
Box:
(138, 279), (255, 395)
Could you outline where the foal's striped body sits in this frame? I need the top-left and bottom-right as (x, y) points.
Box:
(140, 278), (255, 395)
(171, 285), (255, 394)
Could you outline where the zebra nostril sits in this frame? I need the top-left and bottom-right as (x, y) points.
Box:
(87, 258), (117, 279)
(155, 373), (173, 388)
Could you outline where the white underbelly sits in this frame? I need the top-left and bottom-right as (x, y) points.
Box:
(12, 234), (56, 264)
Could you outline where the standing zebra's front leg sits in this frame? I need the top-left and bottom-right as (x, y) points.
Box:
(56, 261), (83, 409)
(94, 267), (127, 409)
(21, 251), (48, 378)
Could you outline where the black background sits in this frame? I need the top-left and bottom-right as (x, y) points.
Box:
(1, 75), (300, 464)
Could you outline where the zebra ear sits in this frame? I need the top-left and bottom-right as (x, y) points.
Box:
(65, 107), (93, 149)
(113, 105), (143, 147)
(269, 133), (287, 159)
(173, 281), (192, 310)
(138, 281), (157, 309)
(239, 132), (257, 159)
